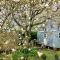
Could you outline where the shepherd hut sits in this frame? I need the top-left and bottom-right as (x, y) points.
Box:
(37, 19), (60, 48)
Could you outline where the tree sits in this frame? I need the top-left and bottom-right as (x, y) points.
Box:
(0, 0), (60, 48)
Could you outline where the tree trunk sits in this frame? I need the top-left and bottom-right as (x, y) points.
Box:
(23, 31), (31, 48)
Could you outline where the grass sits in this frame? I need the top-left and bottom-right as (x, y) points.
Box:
(0, 48), (60, 60)
(0, 54), (4, 60)
(12, 47), (60, 60)
(12, 47), (38, 60)
(40, 49), (60, 60)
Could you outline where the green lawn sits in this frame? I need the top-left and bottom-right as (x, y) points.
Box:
(0, 48), (60, 60)
(40, 49), (60, 60)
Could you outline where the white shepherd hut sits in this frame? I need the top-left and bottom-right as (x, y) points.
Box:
(37, 19), (60, 48)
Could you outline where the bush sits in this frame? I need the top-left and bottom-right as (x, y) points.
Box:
(41, 54), (46, 60)
(12, 48), (38, 60)
(31, 32), (37, 40)
(55, 54), (59, 60)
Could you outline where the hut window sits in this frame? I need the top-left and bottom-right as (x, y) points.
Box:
(44, 33), (46, 37)
(51, 24), (53, 28)
(59, 33), (60, 38)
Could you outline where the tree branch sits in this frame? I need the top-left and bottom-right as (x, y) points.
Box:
(12, 14), (24, 29)
(1, 12), (11, 28)
(31, 7), (46, 19)
(32, 20), (46, 27)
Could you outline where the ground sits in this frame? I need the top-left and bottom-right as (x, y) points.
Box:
(0, 48), (60, 60)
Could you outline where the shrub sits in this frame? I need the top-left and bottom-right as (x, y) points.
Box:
(41, 54), (46, 60)
(55, 54), (59, 60)
(12, 48), (38, 60)
(31, 32), (37, 40)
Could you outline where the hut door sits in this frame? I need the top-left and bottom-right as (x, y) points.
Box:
(37, 32), (44, 44)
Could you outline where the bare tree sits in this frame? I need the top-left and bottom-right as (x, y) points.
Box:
(0, 0), (60, 48)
